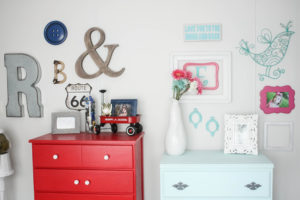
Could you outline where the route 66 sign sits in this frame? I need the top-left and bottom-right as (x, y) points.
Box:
(65, 83), (92, 111)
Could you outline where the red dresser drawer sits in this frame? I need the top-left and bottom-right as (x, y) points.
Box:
(34, 169), (134, 193)
(35, 193), (133, 200)
(32, 145), (81, 168)
(82, 145), (133, 169)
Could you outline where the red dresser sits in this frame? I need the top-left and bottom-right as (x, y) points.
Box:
(29, 132), (144, 200)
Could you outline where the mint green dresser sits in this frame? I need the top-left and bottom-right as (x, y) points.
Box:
(160, 150), (274, 200)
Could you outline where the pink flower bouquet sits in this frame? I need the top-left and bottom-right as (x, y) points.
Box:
(172, 69), (202, 100)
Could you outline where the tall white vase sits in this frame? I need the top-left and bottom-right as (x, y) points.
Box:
(165, 99), (187, 155)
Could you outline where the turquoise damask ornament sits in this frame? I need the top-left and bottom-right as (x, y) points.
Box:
(206, 117), (219, 137)
(189, 108), (202, 129)
(239, 21), (294, 81)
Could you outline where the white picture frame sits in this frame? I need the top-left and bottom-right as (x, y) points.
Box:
(264, 122), (293, 151)
(224, 114), (258, 155)
(171, 51), (231, 103)
(52, 112), (81, 134)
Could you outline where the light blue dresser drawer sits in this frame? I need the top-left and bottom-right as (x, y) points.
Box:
(160, 151), (274, 200)
(162, 170), (271, 198)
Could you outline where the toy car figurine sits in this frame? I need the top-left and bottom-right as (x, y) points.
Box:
(96, 115), (143, 136)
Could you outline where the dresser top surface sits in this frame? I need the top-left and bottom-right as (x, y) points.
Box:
(29, 132), (144, 145)
(161, 150), (273, 167)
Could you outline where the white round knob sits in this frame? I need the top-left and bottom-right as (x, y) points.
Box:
(74, 180), (79, 185)
(104, 155), (110, 160)
(85, 180), (90, 185)
(53, 154), (58, 160)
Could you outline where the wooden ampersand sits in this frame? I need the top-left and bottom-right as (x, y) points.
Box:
(75, 27), (125, 79)
(53, 60), (67, 84)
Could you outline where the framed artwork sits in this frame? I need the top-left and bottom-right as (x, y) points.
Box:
(183, 62), (219, 90)
(260, 85), (295, 114)
(111, 99), (137, 117)
(171, 52), (231, 103)
(264, 122), (293, 151)
(52, 112), (81, 134)
(224, 114), (258, 155)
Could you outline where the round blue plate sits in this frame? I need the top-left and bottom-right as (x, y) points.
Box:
(44, 21), (68, 45)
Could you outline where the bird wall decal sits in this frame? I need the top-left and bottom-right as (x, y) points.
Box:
(239, 21), (295, 81)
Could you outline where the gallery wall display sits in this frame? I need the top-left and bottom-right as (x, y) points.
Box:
(4, 53), (43, 117)
(260, 85), (295, 114)
(65, 83), (92, 111)
(184, 24), (222, 41)
(75, 27), (125, 79)
(224, 114), (258, 155)
(53, 60), (67, 84)
(44, 21), (68, 45)
(171, 51), (231, 103)
(239, 21), (294, 81)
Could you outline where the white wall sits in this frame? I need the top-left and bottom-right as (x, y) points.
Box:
(0, 0), (298, 200)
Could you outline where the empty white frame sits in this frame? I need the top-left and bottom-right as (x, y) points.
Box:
(264, 122), (293, 151)
(171, 51), (231, 103)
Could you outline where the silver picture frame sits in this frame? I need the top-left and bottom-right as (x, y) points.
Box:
(51, 112), (81, 134)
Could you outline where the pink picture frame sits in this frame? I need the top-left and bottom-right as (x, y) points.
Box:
(183, 62), (219, 90)
(260, 85), (295, 114)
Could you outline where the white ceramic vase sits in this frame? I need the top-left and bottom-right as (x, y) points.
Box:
(165, 99), (187, 155)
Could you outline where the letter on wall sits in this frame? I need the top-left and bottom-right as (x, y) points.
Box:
(4, 53), (43, 117)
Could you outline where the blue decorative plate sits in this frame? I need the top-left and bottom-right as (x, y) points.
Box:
(44, 21), (68, 45)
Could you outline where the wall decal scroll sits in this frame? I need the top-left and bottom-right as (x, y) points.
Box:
(75, 27), (125, 79)
(4, 53), (43, 117)
(239, 21), (295, 81)
(205, 117), (219, 137)
(189, 108), (202, 128)
(260, 85), (295, 114)
(65, 83), (92, 111)
(53, 60), (67, 84)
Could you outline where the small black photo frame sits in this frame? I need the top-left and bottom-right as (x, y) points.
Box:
(111, 99), (137, 117)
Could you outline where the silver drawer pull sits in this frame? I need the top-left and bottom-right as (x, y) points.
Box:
(53, 154), (58, 160)
(85, 180), (90, 185)
(173, 182), (189, 190)
(104, 154), (110, 160)
(74, 180), (79, 185)
(245, 182), (262, 190)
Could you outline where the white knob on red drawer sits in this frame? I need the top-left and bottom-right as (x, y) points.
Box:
(53, 154), (58, 160)
(74, 180), (79, 185)
(85, 180), (90, 185)
(104, 154), (110, 160)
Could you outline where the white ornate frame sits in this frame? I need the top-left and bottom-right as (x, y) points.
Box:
(224, 114), (258, 155)
(171, 51), (231, 103)
(264, 122), (294, 151)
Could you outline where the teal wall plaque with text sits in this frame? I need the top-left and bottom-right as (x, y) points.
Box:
(184, 24), (222, 41)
